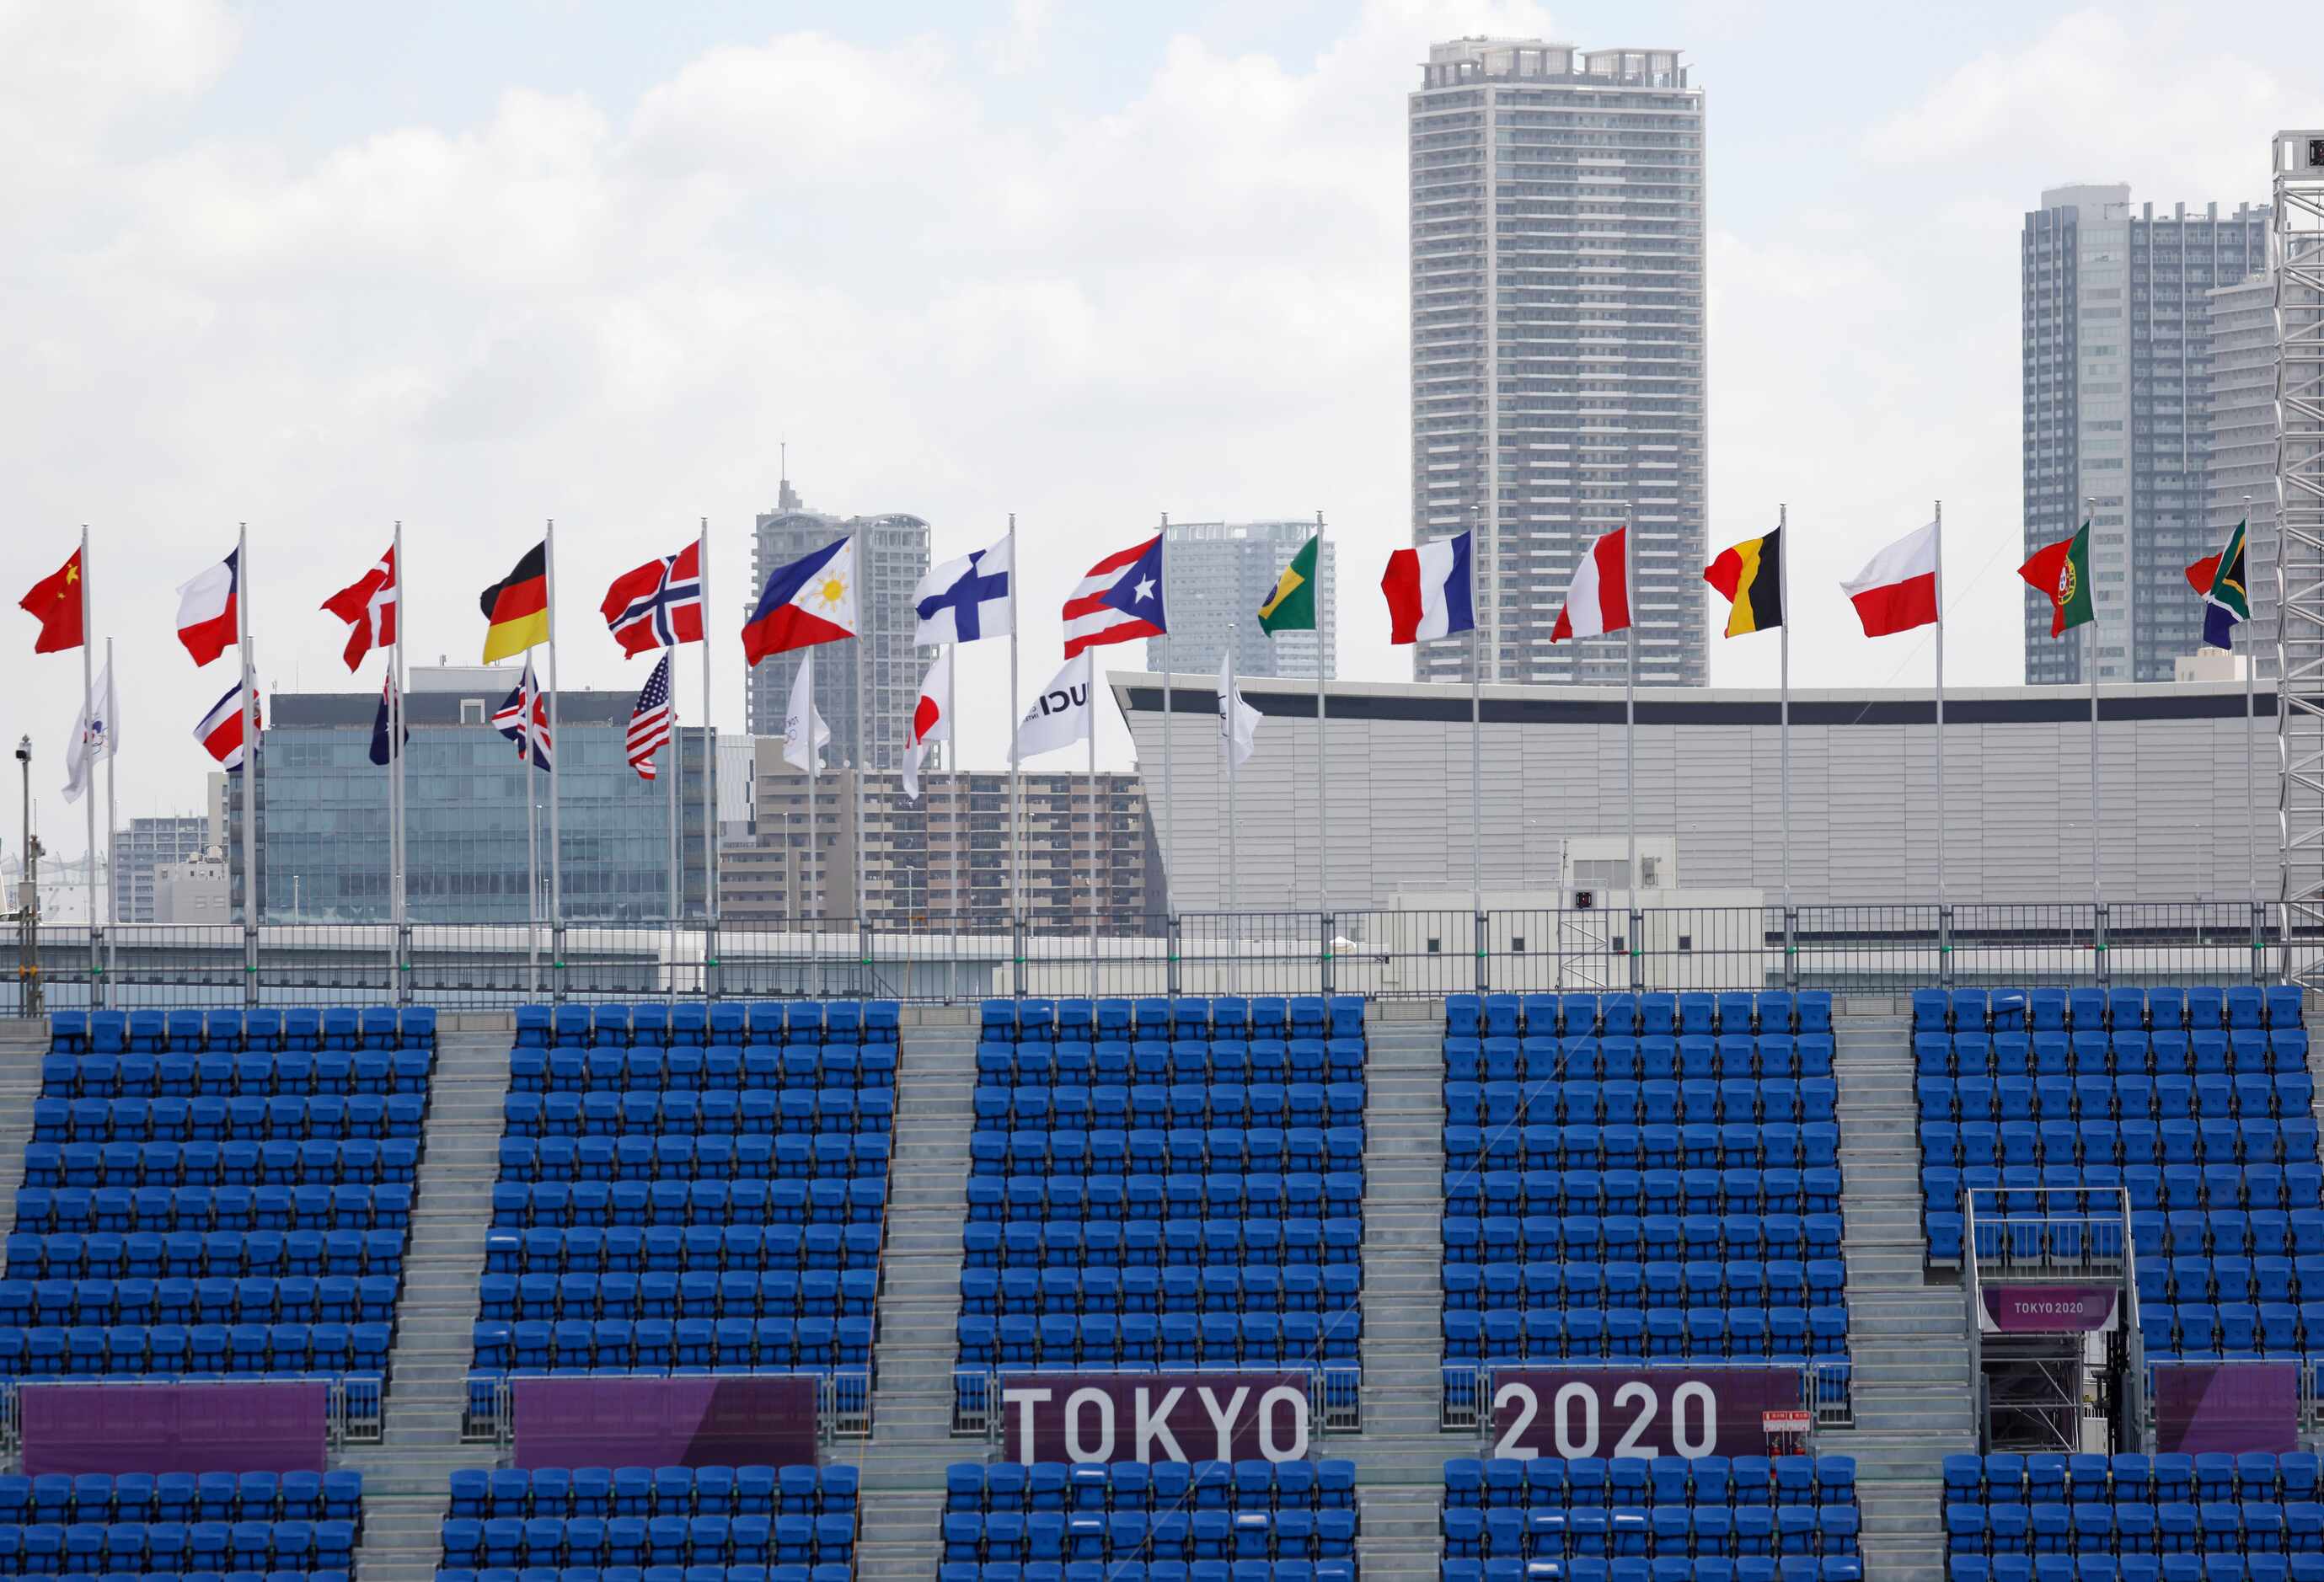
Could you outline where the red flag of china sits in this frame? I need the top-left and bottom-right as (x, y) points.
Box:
(19, 548), (85, 654)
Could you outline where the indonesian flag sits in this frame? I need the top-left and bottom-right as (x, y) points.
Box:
(194, 679), (257, 771)
(1550, 526), (1630, 642)
(1840, 521), (1941, 637)
(173, 548), (239, 667)
(902, 649), (952, 802)
(321, 547), (399, 671)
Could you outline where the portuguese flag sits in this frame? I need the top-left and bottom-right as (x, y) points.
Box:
(1256, 533), (1320, 634)
(2019, 520), (2095, 639)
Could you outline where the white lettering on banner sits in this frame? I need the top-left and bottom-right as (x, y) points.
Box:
(1492, 1381), (1540, 1461)
(1258, 1386), (1309, 1461)
(1003, 1387), (1052, 1465)
(1197, 1386), (1250, 1462)
(1065, 1388), (1115, 1463)
(1135, 1387), (1186, 1462)
(1494, 1378), (1732, 1460)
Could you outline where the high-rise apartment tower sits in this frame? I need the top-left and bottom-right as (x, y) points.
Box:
(1145, 521), (1337, 681)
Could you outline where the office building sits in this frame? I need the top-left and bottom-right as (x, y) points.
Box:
(1409, 38), (1707, 687)
(2021, 185), (2267, 683)
(2207, 272), (2280, 678)
(742, 475), (929, 776)
(153, 850), (228, 925)
(111, 815), (209, 923)
(1144, 521), (1336, 681)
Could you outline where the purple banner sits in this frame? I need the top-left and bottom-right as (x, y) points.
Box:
(1979, 1283), (2120, 1334)
(511, 1376), (819, 1470)
(1491, 1369), (1805, 1460)
(997, 1373), (1311, 1464)
(2153, 1363), (2299, 1454)
(20, 1382), (327, 1475)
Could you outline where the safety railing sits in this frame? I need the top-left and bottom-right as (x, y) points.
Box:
(1963, 1185), (2131, 1281)
(462, 1369), (866, 1447)
(819, 1368), (872, 1441)
(0, 1375), (376, 1464)
(1439, 1360), (1840, 1444)
(330, 1374), (383, 1446)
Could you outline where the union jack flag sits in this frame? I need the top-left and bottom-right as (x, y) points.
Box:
(600, 540), (704, 656)
(627, 653), (674, 780)
(493, 659), (552, 771)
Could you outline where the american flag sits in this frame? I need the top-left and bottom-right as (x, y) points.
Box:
(627, 652), (674, 780)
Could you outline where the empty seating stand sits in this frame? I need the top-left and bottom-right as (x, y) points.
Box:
(1443, 1452), (1862, 1581)
(469, 1002), (896, 1407)
(1438, 993), (1851, 1399)
(951, 995), (1369, 1381)
(0, 1466), (362, 1579)
(1941, 1449), (2324, 1582)
(940, 1456), (1357, 1581)
(439, 1462), (854, 1582)
(0, 1010), (433, 1387)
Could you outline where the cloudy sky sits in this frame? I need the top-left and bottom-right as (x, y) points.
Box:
(3, 0), (2315, 851)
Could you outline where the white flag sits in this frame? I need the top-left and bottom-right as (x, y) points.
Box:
(783, 649), (832, 774)
(62, 658), (118, 804)
(1014, 650), (1095, 761)
(1218, 645), (1259, 769)
(902, 649), (952, 802)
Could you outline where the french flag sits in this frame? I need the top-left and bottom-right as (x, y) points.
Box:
(1381, 531), (1475, 644)
(194, 680), (256, 771)
(174, 548), (239, 667)
(742, 537), (857, 665)
(1551, 526), (1631, 642)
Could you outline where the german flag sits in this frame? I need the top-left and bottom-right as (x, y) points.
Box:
(1705, 526), (1783, 638)
(479, 541), (550, 662)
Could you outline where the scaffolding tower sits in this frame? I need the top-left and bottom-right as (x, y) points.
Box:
(2275, 132), (2324, 990)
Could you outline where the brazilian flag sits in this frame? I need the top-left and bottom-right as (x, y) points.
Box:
(1257, 534), (1320, 634)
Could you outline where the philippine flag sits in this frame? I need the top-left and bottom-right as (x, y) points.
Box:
(1381, 531), (1475, 644)
(743, 537), (857, 665)
(1550, 526), (1631, 643)
(174, 548), (240, 667)
(194, 680), (257, 771)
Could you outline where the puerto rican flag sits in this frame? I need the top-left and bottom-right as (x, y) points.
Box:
(194, 680), (257, 771)
(600, 540), (704, 656)
(1550, 526), (1631, 642)
(1063, 535), (1167, 659)
(174, 548), (239, 667)
(1381, 531), (1475, 644)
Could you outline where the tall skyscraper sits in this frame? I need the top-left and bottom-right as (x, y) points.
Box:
(2206, 272), (2280, 678)
(1409, 38), (1707, 687)
(112, 815), (209, 922)
(1145, 520), (1337, 681)
(2021, 186), (2266, 683)
(742, 475), (930, 773)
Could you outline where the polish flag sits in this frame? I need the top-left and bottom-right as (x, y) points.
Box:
(902, 649), (952, 802)
(173, 548), (239, 667)
(1550, 526), (1630, 642)
(1840, 521), (1941, 637)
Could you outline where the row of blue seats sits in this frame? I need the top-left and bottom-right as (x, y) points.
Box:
(1944, 1503), (2324, 1551)
(978, 1045), (1366, 1087)
(1447, 1456), (1853, 1506)
(485, 1225), (883, 1275)
(1447, 1256), (1846, 1307)
(972, 1087), (1367, 1131)
(1921, 1120), (2321, 1167)
(0, 1483), (356, 1527)
(963, 1217), (1360, 1270)
(2139, 1301), (2324, 1356)
(1950, 1558), (2324, 1582)
(34, 1096), (427, 1143)
(449, 1467), (853, 1520)
(2146, 1255), (2324, 1304)
(1947, 1458), (2320, 1504)
(1930, 1206), (2324, 1266)
(24, 1141), (419, 1187)
(1920, 1075), (2316, 1121)
(961, 1262), (1358, 1314)
(489, 1184), (887, 1235)
(441, 1517), (853, 1569)
(435, 1569), (846, 1582)
(479, 1270), (876, 1320)
(1448, 1038), (1838, 1084)
(943, 1564), (1352, 1582)
(1913, 986), (2302, 1033)
(505, 1093), (889, 1137)
(0, 1323), (388, 1376)
(953, 1312), (1357, 1367)
(497, 1139), (889, 1181)
(8, 1228), (407, 1280)
(1440, 1507), (1859, 1556)
(1446, 1080), (1840, 1128)
(517, 1002), (896, 1050)
(1444, 1562), (1857, 1582)
(511, 1049), (894, 1095)
(51, 1007), (436, 1055)
(984, 996), (1363, 1040)
(1445, 1215), (1845, 1263)
(40, 1055), (426, 1103)
(945, 1461), (1356, 1511)
(470, 1320), (871, 1372)
(1450, 991), (1832, 1038)
(939, 1510), (1354, 1563)
(1926, 1164), (2320, 1222)
(1448, 1168), (1844, 1216)
(977, 1133), (1366, 1177)
(970, 1174), (1366, 1222)
(1443, 1304), (1849, 1361)
(1914, 1033), (2308, 1080)
(12, 1185), (412, 1235)
(1445, 1125), (1841, 1173)
(0, 1572), (345, 1582)
(0, 1531), (356, 1573)
(2, 1275), (397, 1325)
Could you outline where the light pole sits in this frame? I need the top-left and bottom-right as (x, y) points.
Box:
(17, 735), (40, 1016)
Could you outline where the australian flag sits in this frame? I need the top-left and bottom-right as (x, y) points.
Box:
(368, 673), (409, 767)
(600, 540), (704, 657)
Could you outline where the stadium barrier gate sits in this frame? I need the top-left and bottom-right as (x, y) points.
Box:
(0, 1374), (381, 1462)
(463, 1370), (869, 1452)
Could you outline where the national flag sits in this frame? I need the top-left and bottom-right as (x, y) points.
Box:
(2186, 520), (2251, 651)
(902, 649), (952, 801)
(600, 540), (704, 656)
(1218, 646), (1260, 768)
(1381, 532), (1475, 644)
(62, 657), (116, 804)
(173, 548), (239, 666)
(2019, 521), (2096, 639)
(1551, 526), (1631, 643)
(1015, 651), (1095, 760)
(368, 675), (407, 767)
(492, 660), (551, 772)
(743, 537), (856, 664)
(627, 653), (675, 780)
(321, 547), (398, 671)
(783, 649), (833, 774)
(1706, 527), (1783, 638)
(194, 681), (258, 772)
(479, 541), (551, 663)
(1256, 535), (1320, 635)
(1063, 536), (1167, 659)
(19, 547), (85, 655)
(913, 536), (1012, 646)
(1840, 521), (1942, 637)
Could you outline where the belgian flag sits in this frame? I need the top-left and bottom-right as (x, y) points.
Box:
(1705, 526), (1783, 638)
(479, 540), (550, 662)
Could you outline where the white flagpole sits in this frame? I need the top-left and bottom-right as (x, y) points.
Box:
(1089, 660), (1100, 1001)
(667, 663), (679, 992)
(391, 521), (408, 938)
(2244, 498), (2259, 911)
(1625, 514), (1637, 906)
(545, 521), (563, 931)
(1225, 633), (1240, 993)
(700, 519), (716, 970)
(2086, 498), (2102, 912)
(1470, 627), (1482, 914)
(945, 640), (958, 926)
(806, 650), (818, 918)
(1934, 501), (1946, 905)
(1315, 510), (1328, 919)
(80, 526), (97, 938)
(238, 521), (256, 933)
(853, 573), (867, 927)
(1161, 513), (1174, 930)
(104, 635), (117, 987)
(1778, 506), (1791, 911)
(526, 665), (539, 992)
(1008, 515), (1021, 931)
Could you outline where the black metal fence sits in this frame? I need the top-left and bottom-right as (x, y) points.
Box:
(3, 902), (2291, 1013)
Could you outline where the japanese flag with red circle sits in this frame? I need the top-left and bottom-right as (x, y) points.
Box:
(902, 648), (952, 802)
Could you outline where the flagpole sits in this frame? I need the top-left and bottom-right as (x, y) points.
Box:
(80, 526), (96, 941)
(1161, 512), (1174, 933)
(1470, 625), (1482, 915)
(945, 640), (958, 927)
(699, 518), (716, 981)
(526, 667), (539, 993)
(806, 652), (818, 919)
(1088, 658), (1100, 1002)
(1934, 500), (1946, 906)
(1226, 632), (1240, 919)
(1315, 510), (1328, 920)
(2245, 497), (2259, 911)
(390, 521), (407, 942)
(1625, 510), (1637, 908)
(1778, 506), (1791, 911)
(1008, 514), (1021, 933)
(2086, 497), (2102, 913)
(852, 562), (867, 930)
(667, 665), (680, 996)
(238, 521), (256, 932)
(545, 521), (563, 933)
(104, 636), (117, 988)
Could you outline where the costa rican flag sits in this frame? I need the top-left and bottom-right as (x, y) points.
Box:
(627, 652), (675, 780)
(600, 540), (704, 657)
(1062, 534), (1167, 659)
(194, 680), (257, 771)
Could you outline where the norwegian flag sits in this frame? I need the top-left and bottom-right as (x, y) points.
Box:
(321, 546), (399, 671)
(626, 652), (675, 780)
(493, 659), (552, 771)
(601, 540), (704, 657)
